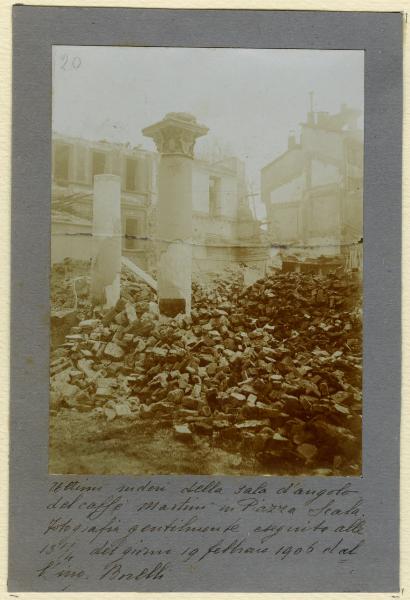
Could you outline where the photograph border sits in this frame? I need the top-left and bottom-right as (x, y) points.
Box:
(10, 7), (402, 592)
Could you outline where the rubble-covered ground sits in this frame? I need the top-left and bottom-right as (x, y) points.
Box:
(49, 260), (362, 476)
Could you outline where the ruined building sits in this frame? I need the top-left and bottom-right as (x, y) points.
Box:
(51, 132), (265, 274)
(261, 103), (363, 270)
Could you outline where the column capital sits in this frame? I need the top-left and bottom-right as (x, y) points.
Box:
(142, 112), (208, 159)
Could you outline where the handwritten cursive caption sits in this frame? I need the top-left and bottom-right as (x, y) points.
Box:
(37, 478), (365, 590)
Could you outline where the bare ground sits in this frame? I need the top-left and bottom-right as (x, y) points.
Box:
(49, 409), (261, 476)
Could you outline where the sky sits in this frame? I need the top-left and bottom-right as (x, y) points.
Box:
(52, 46), (364, 218)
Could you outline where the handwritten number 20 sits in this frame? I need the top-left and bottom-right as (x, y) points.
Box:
(60, 55), (82, 70)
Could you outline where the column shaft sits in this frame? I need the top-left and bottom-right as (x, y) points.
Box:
(90, 174), (122, 307)
(157, 156), (193, 316)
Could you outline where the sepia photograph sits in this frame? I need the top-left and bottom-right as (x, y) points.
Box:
(49, 46), (364, 477)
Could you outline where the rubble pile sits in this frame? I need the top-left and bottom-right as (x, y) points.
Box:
(50, 265), (362, 475)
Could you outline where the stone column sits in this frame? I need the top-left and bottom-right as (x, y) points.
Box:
(142, 113), (208, 317)
(90, 174), (122, 307)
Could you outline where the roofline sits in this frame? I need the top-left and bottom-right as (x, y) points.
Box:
(261, 145), (302, 173)
(52, 131), (157, 157)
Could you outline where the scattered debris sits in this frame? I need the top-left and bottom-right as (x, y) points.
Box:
(50, 261), (362, 475)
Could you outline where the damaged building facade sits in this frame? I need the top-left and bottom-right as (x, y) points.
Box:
(261, 103), (363, 271)
(52, 132), (264, 274)
(52, 133), (157, 270)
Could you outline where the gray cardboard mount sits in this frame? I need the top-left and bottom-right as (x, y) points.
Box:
(10, 7), (402, 593)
